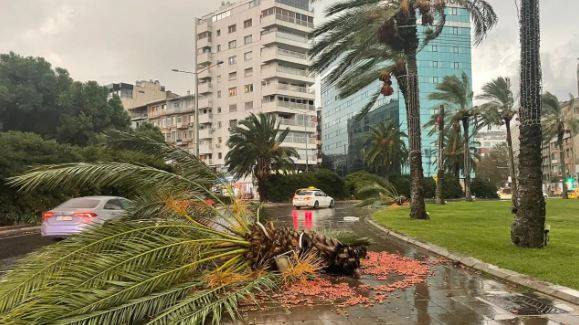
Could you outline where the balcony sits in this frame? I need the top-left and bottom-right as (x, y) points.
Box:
(261, 47), (309, 66)
(262, 100), (316, 115)
(261, 14), (313, 33)
(198, 112), (213, 124)
(197, 52), (212, 65)
(198, 82), (213, 94)
(199, 142), (213, 154)
(199, 127), (213, 139)
(261, 64), (314, 83)
(197, 36), (212, 49)
(197, 96), (213, 109)
(198, 68), (211, 81)
(262, 82), (315, 99)
(261, 30), (311, 49)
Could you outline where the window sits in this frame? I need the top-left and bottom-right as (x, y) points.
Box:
(104, 199), (123, 210)
(217, 44), (221, 52)
(229, 120), (237, 128)
(244, 67), (253, 77)
(244, 35), (252, 45)
(228, 71), (237, 80)
(245, 101), (253, 110)
(217, 107), (222, 113)
(244, 51), (252, 61)
(212, 10), (231, 22)
(453, 62), (461, 69)
(244, 84), (254, 93)
(217, 74), (222, 82)
(452, 27), (459, 35)
(228, 24), (236, 33)
(432, 45), (438, 52)
(228, 40), (237, 49)
(244, 19), (252, 28)
(451, 7), (458, 15)
(218, 121), (222, 128)
(229, 104), (237, 112)
(453, 46), (460, 53)
(217, 90), (222, 98)
(228, 55), (237, 65)
(432, 61), (439, 68)
(228, 87), (237, 96)
(216, 29), (221, 36)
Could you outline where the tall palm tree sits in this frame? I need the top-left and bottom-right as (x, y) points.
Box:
(362, 121), (408, 179)
(225, 113), (298, 202)
(311, 0), (497, 219)
(429, 72), (478, 201)
(511, 0), (545, 248)
(423, 105), (447, 204)
(477, 77), (518, 207)
(541, 92), (579, 199)
(0, 132), (364, 324)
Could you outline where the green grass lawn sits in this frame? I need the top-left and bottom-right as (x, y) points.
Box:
(373, 200), (579, 290)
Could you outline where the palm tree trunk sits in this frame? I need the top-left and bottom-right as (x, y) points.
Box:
(557, 132), (568, 199)
(505, 119), (518, 208)
(405, 51), (428, 219)
(435, 106), (445, 205)
(462, 118), (473, 201)
(511, 0), (546, 248)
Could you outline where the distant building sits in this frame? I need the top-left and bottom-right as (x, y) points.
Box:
(106, 80), (177, 128)
(321, 4), (473, 177)
(475, 127), (507, 157)
(146, 95), (197, 153)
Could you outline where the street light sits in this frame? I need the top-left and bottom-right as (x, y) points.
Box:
(171, 60), (223, 157)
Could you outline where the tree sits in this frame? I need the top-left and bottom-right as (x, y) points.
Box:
(541, 92), (579, 199)
(477, 77), (518, 207)
(429, 72), (478, 201)
(311, 0), (496, 219)
(134, 122), (165, 143)
(512, 0), (546, 248)
(0, 133), (365, 324)
(225, 113), (298, 201)
(475, 143), (510, 188)
(362, 121), (408, 179)
(0, 52), (130, 145)
(423, 105), (447, 204)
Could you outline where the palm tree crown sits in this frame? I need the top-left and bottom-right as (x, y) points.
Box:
(362, 121), (408, 178)
(225, 113), (298, 201)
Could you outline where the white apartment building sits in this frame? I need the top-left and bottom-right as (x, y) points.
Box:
(195, 0), (317, 170)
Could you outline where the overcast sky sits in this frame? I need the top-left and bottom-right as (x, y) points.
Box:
(1, 0), (577, 102)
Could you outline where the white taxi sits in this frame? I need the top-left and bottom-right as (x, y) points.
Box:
(292, 187), (334, 209)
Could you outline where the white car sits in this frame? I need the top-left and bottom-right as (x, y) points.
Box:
(292, 188), (334, 209)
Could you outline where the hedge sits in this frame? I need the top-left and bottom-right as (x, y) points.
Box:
(471, 178), (499, 199)
(261, 169), (347, 203)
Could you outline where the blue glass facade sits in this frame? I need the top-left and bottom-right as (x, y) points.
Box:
(321, 6), (472, 176)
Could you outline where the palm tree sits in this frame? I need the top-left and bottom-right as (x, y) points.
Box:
(541, 92), (579, 199)
(356, 182), (407, 207)
(511, 0), (545, 248)
(429, 73), (478, 201)
(0, 132), (364, 324)
(225, 113), (298, 202)
(311, 0), (497, 219)
(424, 105), (448, 204)
(477, 77), (518, 207)
(362, 121), (408, 179)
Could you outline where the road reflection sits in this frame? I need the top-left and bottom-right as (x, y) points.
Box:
(290, 208), (337, 231)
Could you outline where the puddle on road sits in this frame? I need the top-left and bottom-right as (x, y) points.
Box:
(482, 293), (569, 315)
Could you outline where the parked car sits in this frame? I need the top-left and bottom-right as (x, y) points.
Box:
(292, 187), (334, 209)
(41, 196), (132, 238)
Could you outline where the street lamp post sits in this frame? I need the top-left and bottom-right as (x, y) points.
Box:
(172, 61), (223, 157)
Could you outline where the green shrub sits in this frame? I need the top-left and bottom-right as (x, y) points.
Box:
(442, 174), (464, 199)
(388, 174), (463, 200)
(345, 171), (387, 199)
(262, 169), (346, 202)
(389, 175), (411, 198)
(471, 178), (499, 199)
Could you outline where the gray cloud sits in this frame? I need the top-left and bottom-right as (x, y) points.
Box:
(1, 0), (577, 100)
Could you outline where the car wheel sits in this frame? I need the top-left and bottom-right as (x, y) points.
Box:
(329, 200), (334, 208)
(294, 206), (300, 210)
(314, 201), (319, 209)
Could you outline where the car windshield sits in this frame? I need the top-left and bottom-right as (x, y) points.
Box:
(57, 198), (100, 209)
(295, 190), (314, 196)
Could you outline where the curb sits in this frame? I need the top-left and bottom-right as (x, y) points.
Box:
(0, 226), (41, 238)
(367, 219), (579, 306)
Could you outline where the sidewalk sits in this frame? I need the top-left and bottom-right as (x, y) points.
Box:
(0, 224), (40, 237)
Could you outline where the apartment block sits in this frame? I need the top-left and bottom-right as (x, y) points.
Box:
(146, 95), (197, 153)
(195, 0), (316, 170)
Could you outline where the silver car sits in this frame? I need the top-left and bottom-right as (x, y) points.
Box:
(41, 196), (131, 238)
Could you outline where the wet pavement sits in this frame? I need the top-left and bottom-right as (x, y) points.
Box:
(237, 202), (579, 325)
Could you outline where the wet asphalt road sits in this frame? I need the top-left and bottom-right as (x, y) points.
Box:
(1, 203), (578, 324)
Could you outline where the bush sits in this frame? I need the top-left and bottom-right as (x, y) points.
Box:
(471, 178), (499, 199)
(389, 174), (463, 200)
(389, 175), (411, 198)
(262, 169), (346, 203)
(345, 171), (388, 199)
(442, 174), (464, 199)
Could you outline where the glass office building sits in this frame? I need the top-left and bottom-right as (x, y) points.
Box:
(320, 6), (472, 176)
